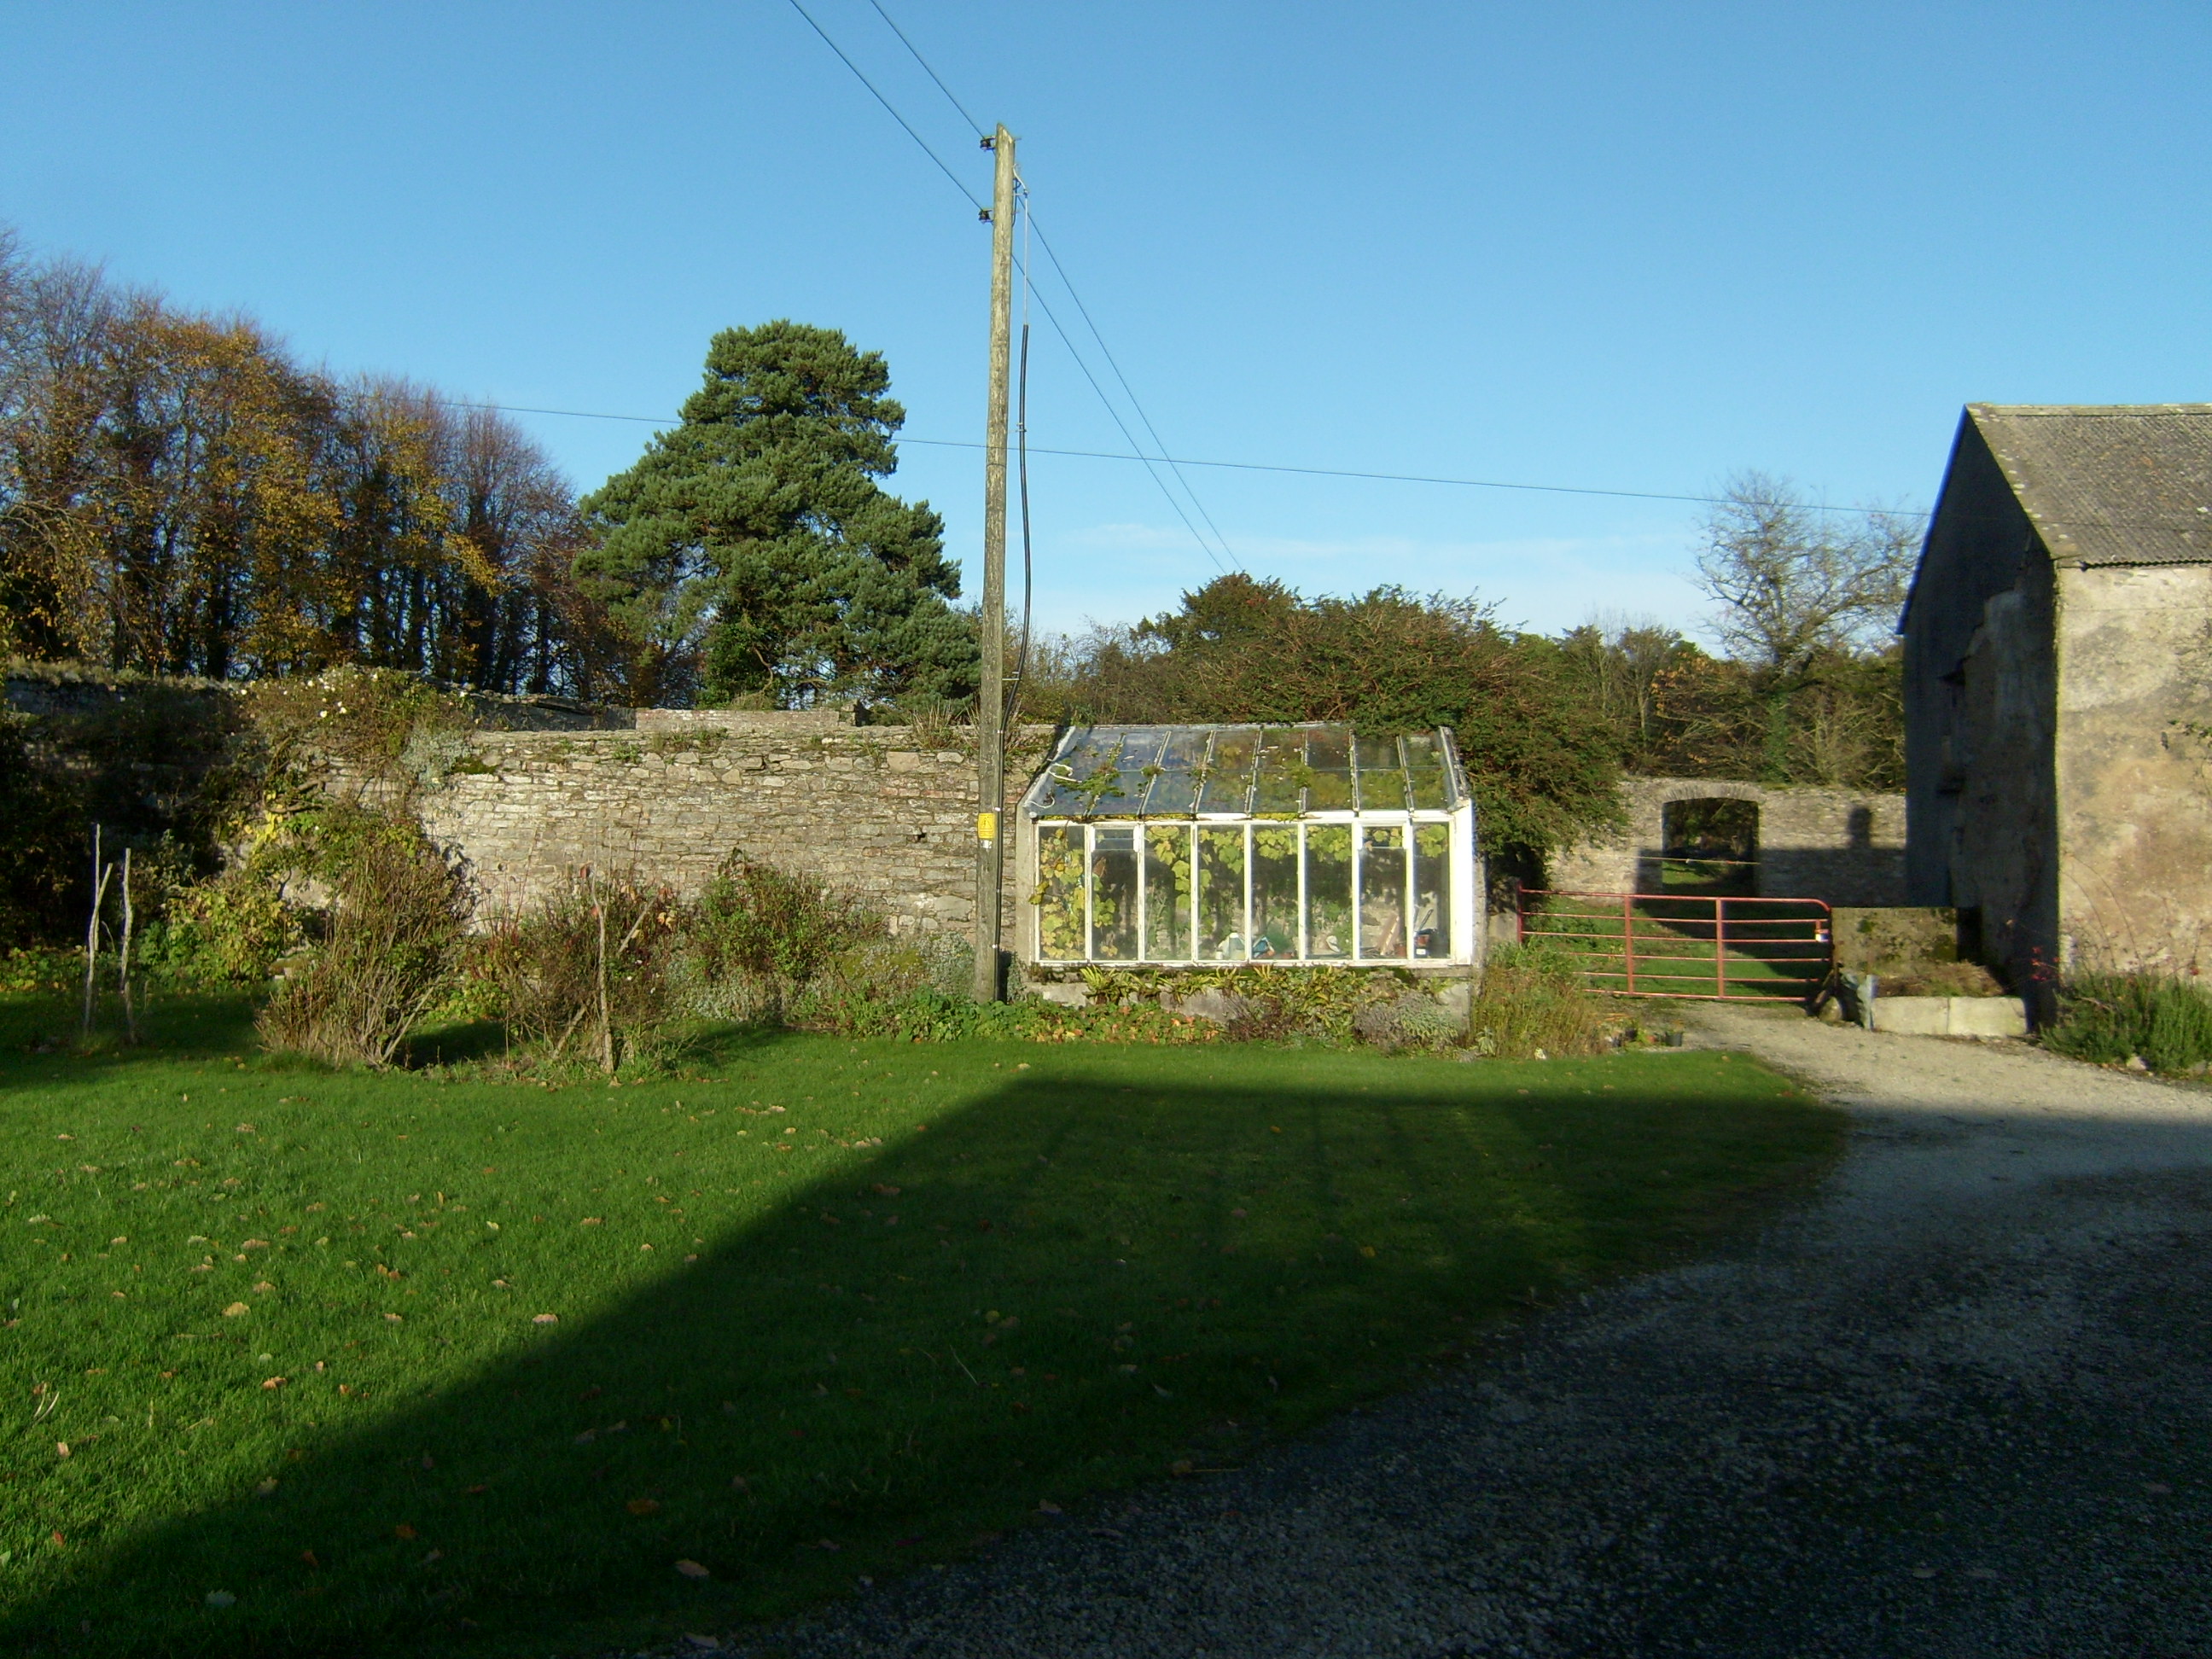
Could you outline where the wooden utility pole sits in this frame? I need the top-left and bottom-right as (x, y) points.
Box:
(973, 123), (1016, 1002)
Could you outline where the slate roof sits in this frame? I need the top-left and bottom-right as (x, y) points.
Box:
(1969, 404), (2212, 566)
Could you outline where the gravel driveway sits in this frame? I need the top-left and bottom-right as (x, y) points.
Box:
(722, 1011), (2212, 1658)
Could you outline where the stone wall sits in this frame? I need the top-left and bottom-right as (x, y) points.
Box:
(1546, 777), (1907, 907)
(2052, 562), (2212, 976)
(418, 709), (1052, 940)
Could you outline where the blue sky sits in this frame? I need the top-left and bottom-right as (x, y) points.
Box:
(3, 1), (2205, 641)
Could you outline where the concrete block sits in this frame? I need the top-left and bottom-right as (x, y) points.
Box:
(1871, 996), (2028, 1037)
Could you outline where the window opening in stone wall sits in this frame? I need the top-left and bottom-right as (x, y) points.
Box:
(1660, 797), (1759, 895)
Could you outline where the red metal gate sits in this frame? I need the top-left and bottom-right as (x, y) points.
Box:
(1516, 890), (1832, 1002)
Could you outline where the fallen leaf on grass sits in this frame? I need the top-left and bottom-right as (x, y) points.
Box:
(674, 1558), (711, 1579)
(253, 1282), (275, 1293)
(1037, 1499), (1062, 1515)
(205, 1592), (236, 1608)
(872, 1184), (901, 1197)
(464, 1483), (487, 1495)
(816, 1539), (841, 1552)
(394, 1524), (417, 1540)
(55, 1441), (69, 1458)
(300, 1550), (318, 1568)
(222, 1303), (249, 1318)
(254, 1478), (278, 1496)
(261, 1377), (286, 1391)
(627, 1499), (661, 1516)
(382, 1313), (403, 1323)
(533, 1313), (559, 1325)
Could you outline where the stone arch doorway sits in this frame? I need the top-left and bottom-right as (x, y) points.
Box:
(1660, 796), (1759, 894)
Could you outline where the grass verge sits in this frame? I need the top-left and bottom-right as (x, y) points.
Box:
(0, 992), (1842, 1657)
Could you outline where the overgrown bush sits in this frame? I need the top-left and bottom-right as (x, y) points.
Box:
(2042, 972), (2212, 1073)
(474, 875), (683, 1069)
(139, 867), (304, 986)
(1467, 944), (1615, 1059)
(255, 814), (465, 1068)
(684, 854), (883, 1022)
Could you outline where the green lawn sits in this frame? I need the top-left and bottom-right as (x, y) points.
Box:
(0, 992), (1842, 1658)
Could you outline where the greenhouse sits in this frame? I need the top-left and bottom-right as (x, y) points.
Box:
(1016, 724), (1479, 968)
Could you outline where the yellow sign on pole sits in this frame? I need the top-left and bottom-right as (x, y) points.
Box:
(976, 812), (998, 844)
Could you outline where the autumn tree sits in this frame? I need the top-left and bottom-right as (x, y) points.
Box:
(0, 227), (614, 693)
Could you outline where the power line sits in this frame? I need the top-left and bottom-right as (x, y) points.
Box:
(783, 0), (982, 210)
(813, 0), (1237, 569)
(1024, 213), (1242, 564)
(864, 0), (987, 137)
(435, 399), (1933, 521)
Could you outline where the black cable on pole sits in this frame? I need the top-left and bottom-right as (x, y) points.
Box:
(1007, 317), (1033, 747)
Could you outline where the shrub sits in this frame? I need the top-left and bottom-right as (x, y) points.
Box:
(2043, 972), (2212, 1073)
(140, 870), (304, 987)
(255, 817), (465, 1068)
(686, 855), (883, 1020)
(1468, 944), (1614, 1059)
(474, 875), (682, 1069)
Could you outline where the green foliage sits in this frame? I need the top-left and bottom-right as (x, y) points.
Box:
(1022, 575), (1622, 870)
(2042, 972), (2212, 1073)
(1468, 944), (1617, 1059)
(691, 853), (882, 985)
(471, 875), (684, 1068)
(577, 321), (979, 708)
(254, 812), (466, 1068)
(236, 664), (479, 809)
(137, 870), (303, 987)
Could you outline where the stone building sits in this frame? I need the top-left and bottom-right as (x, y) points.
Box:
(1903, 404), (2212, 995)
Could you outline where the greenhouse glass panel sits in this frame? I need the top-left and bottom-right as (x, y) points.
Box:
(1197, 729), (1259, 813)
(1304, 824), (1353, 958)
(1412, 824), (1452, 959)
(1406, 766), (1451, 810)
(1356, 733), (1403, 770)
(1306, 725), (1353, 809)
(1359, 824), (1409, 958)
(1252, 731), (1308, 813)
(1144, 825), (1194, 959)
(1035, 826), (1086, 959)
(1157, 729), (1210, 770)
(1144, 771), (1202, 815)
(1196, 826), (1247, 958)
(1091, 826), (1139, 959)
(1250, 824), (1300, 958)
(1115, 730), (1169, 768)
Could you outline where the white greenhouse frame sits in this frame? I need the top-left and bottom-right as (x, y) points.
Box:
(1014, 723), (1481, 969)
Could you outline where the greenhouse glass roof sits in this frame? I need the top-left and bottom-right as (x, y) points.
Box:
(1021, 723), (1468, 818)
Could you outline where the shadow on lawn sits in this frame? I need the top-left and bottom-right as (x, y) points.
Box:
(3, 1044), (1830, 1659)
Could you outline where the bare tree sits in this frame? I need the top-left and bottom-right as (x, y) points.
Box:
(1694, 471), (1918, 675)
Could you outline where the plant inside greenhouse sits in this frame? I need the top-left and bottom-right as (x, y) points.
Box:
(1021, 725), (1477, 966)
